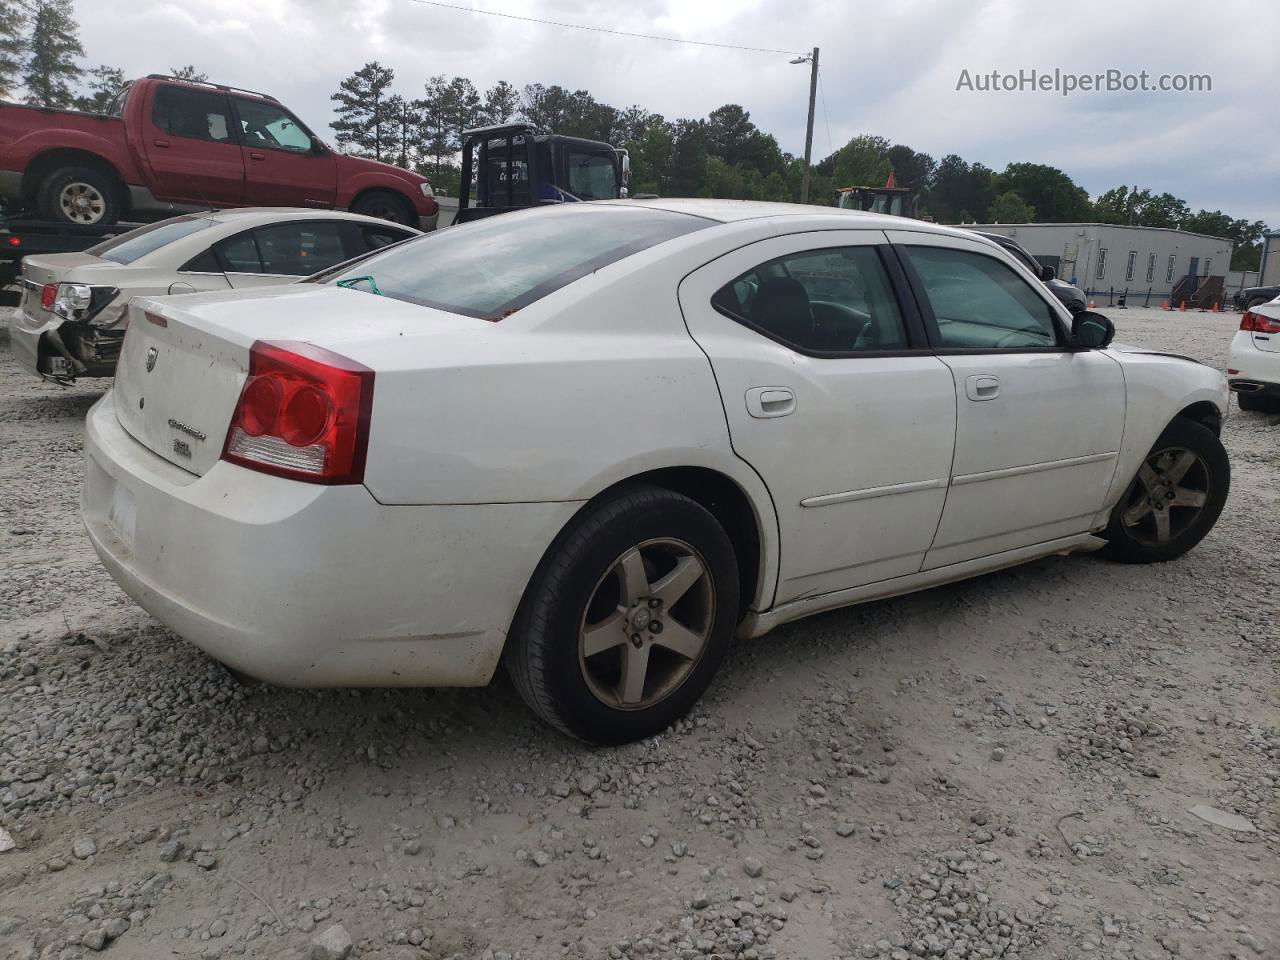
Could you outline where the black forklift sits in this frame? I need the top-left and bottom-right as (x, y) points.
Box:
(455, 123), (629, 225)
(836, 185), (920, 219)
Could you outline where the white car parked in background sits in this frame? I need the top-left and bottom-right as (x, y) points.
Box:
(1227, 295), (1280, 412)
(8, 208), (418, 382)
(81, 200), (1231, 743)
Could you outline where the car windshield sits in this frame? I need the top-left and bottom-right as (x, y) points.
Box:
(324, 205), (712, 319)
(87, 216), (217, 265)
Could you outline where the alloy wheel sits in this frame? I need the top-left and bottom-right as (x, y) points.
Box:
(59, 182), (107, 225)
(1120, 446), (1211, 546)
(578, 537), (715, 710)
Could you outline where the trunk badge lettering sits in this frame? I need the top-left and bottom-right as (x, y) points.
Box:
(145, 347), (158, 372)
(172, 438), (192, 459)
(167, 418), (206, 442)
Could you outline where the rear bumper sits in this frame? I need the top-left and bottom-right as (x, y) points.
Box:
(82, 390), (578, 687)
(0, 169), (21, 200)
(1226, 333), (1280, 391)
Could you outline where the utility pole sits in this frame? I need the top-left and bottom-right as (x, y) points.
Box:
(800, 46), (819, 205)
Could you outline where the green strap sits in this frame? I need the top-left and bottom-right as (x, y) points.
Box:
(336, 275), (382, 295)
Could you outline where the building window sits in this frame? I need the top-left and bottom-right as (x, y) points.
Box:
(1166, 255), (1176, 282)
(1204, 259), (1212, 277)
(1146, 253), (1156, 283)
(1096, 248), (1108, 280)
(1125, 250), (1137, 282)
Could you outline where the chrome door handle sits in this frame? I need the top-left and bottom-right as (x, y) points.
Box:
(964, 374), (1000, 401)
(249, 152), (266, 161)
(152, 138), (170, 148)
(745, 386), (796, 418)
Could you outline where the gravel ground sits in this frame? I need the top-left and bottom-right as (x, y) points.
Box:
(1, 305), (1277, 960)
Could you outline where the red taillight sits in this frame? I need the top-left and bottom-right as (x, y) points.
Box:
(40, 283), (57, 309)
(1241, 310), (1280, 334)
(222, 340), (374, 485)
(6, 235), (19, 247)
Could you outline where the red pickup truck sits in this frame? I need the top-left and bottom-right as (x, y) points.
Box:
(0, 75), (439, 230)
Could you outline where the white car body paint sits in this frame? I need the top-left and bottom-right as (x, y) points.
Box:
(1226, 295), (1280, 399)
(81, 199), (1229, 689)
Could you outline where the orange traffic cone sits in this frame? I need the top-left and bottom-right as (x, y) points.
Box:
(1212, 301), (1220, 312)
(1088, 299), (1096, 309)
(1161, 299), (1169, 310)
(1178, 301), (1186, 311)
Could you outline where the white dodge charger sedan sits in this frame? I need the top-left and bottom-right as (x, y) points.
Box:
(81, 200), (1231, 743)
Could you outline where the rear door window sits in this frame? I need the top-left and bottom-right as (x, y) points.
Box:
(215, 233), (263, 274)
(152, 85), (235, 143)
(711, 246), (909, 354)
(254, 222), (350, 275)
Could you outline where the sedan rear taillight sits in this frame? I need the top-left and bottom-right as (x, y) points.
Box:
(222, 340), (374, 485)
(1240, 310), (1280, 334)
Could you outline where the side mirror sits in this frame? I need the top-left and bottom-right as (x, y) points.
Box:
(310, 136), (328, 155)
(1071, 310), (1115, 349)
(1040, 264), (1056, 281)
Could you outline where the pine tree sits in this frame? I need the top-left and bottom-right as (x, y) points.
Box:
(72, 64), (125, 113)
(170, 65), (208, 82)
(22, 0), (84, 108)
(482, 80), (519, 125)
(384, 94), (426, 170)
(0, 0), (27, 100)
(330, 61), (396, 162)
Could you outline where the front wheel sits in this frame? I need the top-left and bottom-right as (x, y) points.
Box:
(1098, 417), (1229, 563)
(506, 486), (740, 744)
(350, 190), (415, 226)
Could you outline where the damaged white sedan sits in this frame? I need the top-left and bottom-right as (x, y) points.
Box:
(9, 208), (417, 382)
(82, 200), (1230, 743)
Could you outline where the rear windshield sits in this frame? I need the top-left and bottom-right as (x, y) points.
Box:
(324, 205), (712, 319)
(88, 216), (217, 265)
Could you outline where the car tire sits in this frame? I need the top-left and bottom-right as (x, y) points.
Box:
(1098, 417), (1229, 564)
(506, 485), (740, 744)
(350, 190), (415, 226)
(1236, 391), (1276, 413)
(38, 165), (120, 226)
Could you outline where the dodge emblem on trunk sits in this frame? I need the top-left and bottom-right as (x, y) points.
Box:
(145, 347), (158, 372)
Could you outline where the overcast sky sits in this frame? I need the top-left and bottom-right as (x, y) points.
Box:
(74, 0), (1279, 226)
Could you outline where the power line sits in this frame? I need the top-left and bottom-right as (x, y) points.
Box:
(817, 64), (834, 158)
(404, 0), (807, 56)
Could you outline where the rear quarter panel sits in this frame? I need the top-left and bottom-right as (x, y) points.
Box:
(0, 102), (143, 185)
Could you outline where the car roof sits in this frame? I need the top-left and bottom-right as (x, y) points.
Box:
(601, 197), (974, 238)
(202, 208), (418, 231)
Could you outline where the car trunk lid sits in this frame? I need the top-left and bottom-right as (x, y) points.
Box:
(1248, 301), (1280, 352)
(112, 284), (486, 476)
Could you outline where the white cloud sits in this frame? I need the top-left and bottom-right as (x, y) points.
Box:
(69, 0), (1278, 223)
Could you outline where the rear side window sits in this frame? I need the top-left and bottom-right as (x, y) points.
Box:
(907, 245), (1059, 350)
(327, 205), (711, 319)
(88, 216), (216, 265)
(712, 246), (908, 354)
(360, 225), (414, 252)
(215, 233), (262, 273)
(152, 85), (234, 143)
(214, 222), (351, 276)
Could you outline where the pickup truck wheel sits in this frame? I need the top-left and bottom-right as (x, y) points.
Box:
(1098, 417), (1228, 564)
(39, 166), (120, 226)
(351, 190), (415, 226)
